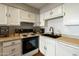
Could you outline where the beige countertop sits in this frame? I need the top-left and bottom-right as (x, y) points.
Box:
(0, 34), (21, 42)
(0, 33), (79, 46)
(42, 34), (79, 46)
(57, 36), (79, 46)
(0, 33), (39, 42)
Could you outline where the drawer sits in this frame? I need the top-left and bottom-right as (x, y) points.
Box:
(56, 41), (79, 56)
(3, 40), (21, 47)
(0, 42), (2, 47)
(3, 44), (22, 56)
(0, 43), (2, 56)
(0, 48), (2, 56)
(10, 52), (22, 56)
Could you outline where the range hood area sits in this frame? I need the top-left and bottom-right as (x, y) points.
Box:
(20, 22), (34, 29)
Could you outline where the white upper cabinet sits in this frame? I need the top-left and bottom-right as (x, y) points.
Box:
(34, 14), (40, 26)
(20, 10), (30, 20)
(0, 4), (20, 25)
(63, 4), (79, 25)
(44, 5), (63, 20)
(20, 10), (36, 23)
(40, 5), (63, 26)
(44, 10), (51, 20)
(0, 4), (7, 25)
(51, 5), (63, 18)
(40, 12), (45, 26)
(7, 6), (20, 25)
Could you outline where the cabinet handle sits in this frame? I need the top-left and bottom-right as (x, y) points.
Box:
(11, 48), (15, 51)
(6, 13), (11, 17)
(64, 12), (65, 16)
(50, 12), (53, 15)
(72, 54), (78, 56)
(28, 14), (30, 17)
(9, 14), (11, 17)
(11, 42), (15, 45)
(44, 46), (47, 51)
(6, 13), (8, 16)
(10, 48), (15, 54)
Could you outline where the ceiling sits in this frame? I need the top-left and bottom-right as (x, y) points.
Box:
(26, 3), (49, 9)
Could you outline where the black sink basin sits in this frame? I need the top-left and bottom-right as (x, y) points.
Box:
(42, 34), (61, 38)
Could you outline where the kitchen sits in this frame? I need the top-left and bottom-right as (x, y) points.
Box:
(0, 3), (79, 56)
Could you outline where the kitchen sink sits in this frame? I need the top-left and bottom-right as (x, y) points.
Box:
(42, 33), (61, 38)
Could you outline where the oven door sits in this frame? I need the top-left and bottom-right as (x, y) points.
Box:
(22, 36), (39, 54)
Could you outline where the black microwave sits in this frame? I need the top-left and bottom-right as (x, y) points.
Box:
(0, 26), (9, 37)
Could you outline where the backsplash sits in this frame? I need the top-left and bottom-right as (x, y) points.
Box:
(9, 26), (20, 34)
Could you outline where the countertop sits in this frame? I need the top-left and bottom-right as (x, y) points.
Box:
(42, 34), (79, 46)
(57, 36), (79, 46)
(0, 33), (39, 42)
(0, 33), (79, 46)
(0, 34), (21, 42)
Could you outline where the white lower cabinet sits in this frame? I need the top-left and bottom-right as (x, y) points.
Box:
(39, 35), (79, 56)
(0, 48), (2, 56)
(3, 40), (22, 56)
(39, 36), (55, 56)
(56, 41), (79, 56)
(39, 36), (47, 55)
(46, 37), (55, 56)
(3, 44), (22, 56)
(0, 4), (7, 25)
(0, 43), (2, 56)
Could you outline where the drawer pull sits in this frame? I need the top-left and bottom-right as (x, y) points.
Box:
(10, 48), (15, 54)
(11, 48), (15, 51)
(72, 54), (77, 56)
(11, 42), (15, 45)
(44, 46), (47, 51)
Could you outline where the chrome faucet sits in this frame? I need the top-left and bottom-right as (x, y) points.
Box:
(49, 27), (54, 35)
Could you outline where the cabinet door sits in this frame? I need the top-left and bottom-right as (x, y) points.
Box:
(44, 10), (51, 20)
(46, 38), (55, 56)
(56, 41), (71, 56)
(56, 41), (79, 56)
(39, 36), (47, 55)
(34, 14), (40, 26)
(3, 43), (22, 56)
(63, 4), (79, 25)
(28, 12), (36, 23)
(20, 10), (30, 22)
(44, 5), (63, 20)
(0, 4), (7, 25)
(0, 43), (2, 56)
(39, 36), (56, 56)
(7, 6), (20, 25)
(20, 10), (36, 23)
(40, 13), (45, 26)
(0, 48), (2, 56)
(52, 5), (63, 18)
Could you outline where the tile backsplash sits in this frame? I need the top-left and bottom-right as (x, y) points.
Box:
(9, 26), (20, 34)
